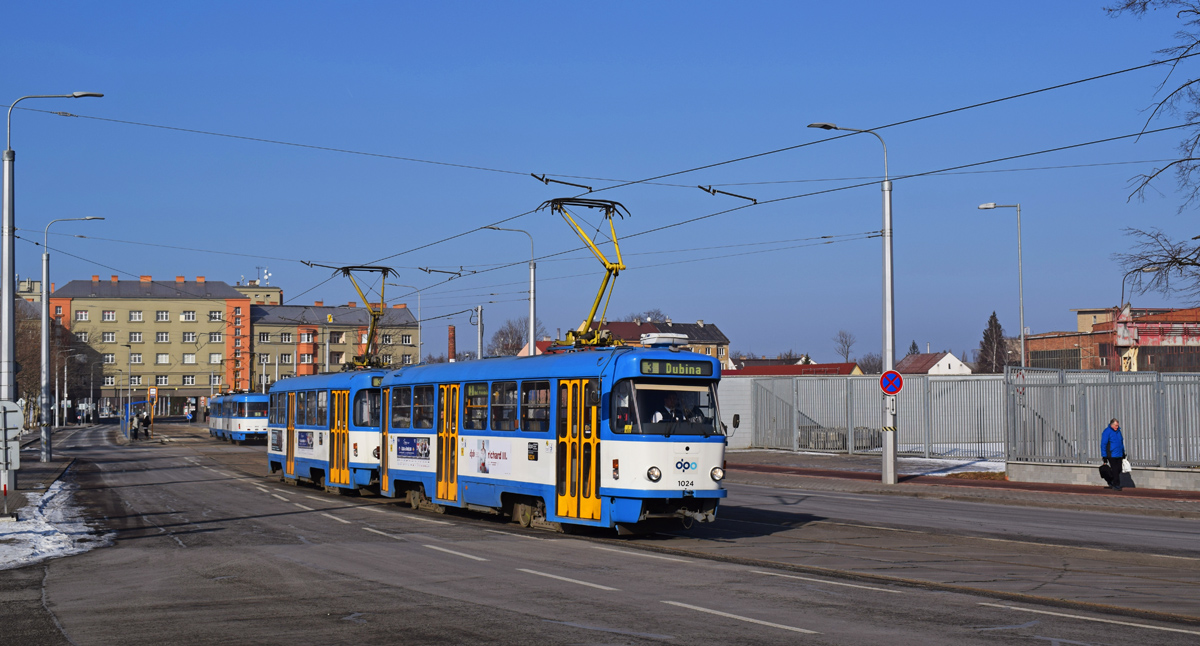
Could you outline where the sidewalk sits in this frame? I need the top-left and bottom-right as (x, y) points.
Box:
(3, 426), (94, 519)
(726, 449), (1200, 518)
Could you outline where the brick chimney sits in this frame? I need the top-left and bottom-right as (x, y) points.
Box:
(196, 276), (205, 284)
(176, 276), (185, 283)
(139, 275), (152, 283)
(448, 325), (457, 362)
(392, 303), (406, 309)
(50, 282), (55, 293)
(91, 275), (99, 282)
(348, 302), (357, 308)
(314, 300), (323, 307)
(111, 275), (118, 283)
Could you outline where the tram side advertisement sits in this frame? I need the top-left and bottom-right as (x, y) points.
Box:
(469, 439), (511, 475)
(392, 436), (431, 469)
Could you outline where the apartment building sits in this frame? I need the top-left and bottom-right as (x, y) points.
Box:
(51, 275), (251, 411)
(248, 301), (419, 390)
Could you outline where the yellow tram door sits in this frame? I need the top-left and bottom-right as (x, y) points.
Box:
(556, 379), (601, 520)
(285, 392), (296, 476)
(436, 384), (460, 502)
(380, 388), (391, 495)
(331, 390), (350, 485)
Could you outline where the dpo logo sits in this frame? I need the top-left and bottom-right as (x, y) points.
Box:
(676, 460), (698, 472)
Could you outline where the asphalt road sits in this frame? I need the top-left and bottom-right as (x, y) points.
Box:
(4, 424), (1199, 645)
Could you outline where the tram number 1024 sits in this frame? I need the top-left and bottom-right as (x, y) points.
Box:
(678, 480), (694, 487)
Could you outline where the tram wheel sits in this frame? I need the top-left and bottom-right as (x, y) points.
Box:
(513, 503), (533, 528)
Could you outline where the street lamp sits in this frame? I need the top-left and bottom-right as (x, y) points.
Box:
(387, 283), (425, 361)
(484, 226), (536, 356)
(978, 202), (1025, 368)
(808, 122), (896, 484)
(1120, 266), (1160, 311)
(3, 92), (104, 405)
(40, 216), (103, 461)
(122, 343), (133, 436)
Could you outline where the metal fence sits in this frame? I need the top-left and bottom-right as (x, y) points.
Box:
(1006, 367), (1200, 468)
(751, 375), (1006, 460)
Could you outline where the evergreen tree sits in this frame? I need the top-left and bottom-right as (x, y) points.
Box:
(907, 340), (919, 356)
(977, 312), (1009, 373)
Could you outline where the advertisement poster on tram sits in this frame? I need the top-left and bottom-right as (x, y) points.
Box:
(394, 436), (431, 469)
(470, 439), (511, 475)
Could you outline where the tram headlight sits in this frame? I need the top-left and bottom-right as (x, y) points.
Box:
(647, 466), (662, 482)
(710, 466), (725, 482)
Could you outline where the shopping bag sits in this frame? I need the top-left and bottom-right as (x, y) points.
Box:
(1099, 463), (1113, 482)
(1122, 459), (1132, 473)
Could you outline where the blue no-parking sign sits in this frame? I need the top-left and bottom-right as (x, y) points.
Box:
(880, 370), (904, 395)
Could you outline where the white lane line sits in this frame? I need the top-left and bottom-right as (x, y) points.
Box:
(254, 486), (269, 493)
(517, 568), (619, 591)
(364, 527), (407, 541)
(752, 570), (902, 594)
(425, 545), (488, 561)
(320, 513), (352, 525)
(661, 601), (818, 634)
(484, 529), (546, 540)
(294, 503), (313, 511)
(978, 603), (1200, 636)
(305, 496), (326, 502)
(589, 545), (688, 562)
(272, 494), (289, 502)
(357, 506), (385, 513)
(397, 514), (453, 526)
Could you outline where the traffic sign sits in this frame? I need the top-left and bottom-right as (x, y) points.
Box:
(880, 370), (904, 395)
(148, 387), (158, 399)
(0, 401), (24, 471)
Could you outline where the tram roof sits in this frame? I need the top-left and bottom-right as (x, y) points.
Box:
(210, 392), (269, 402)
(382, 346), (720, 385)
(268, 369), (390, 393)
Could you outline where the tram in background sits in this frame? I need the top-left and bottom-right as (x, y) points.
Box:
(208, 392), (270, 444)
(265, 342), (729, 533)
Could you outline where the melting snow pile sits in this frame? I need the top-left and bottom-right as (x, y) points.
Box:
(0, 480), (111, 570)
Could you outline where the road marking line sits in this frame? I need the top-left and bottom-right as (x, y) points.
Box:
(752, 570), (902, 594)
(589, 545), (688, 562)
(254, 486), (269, 493)
(364, 527), (407, 541)
(484, 529), (546, 540)
(320, 513), (352, 525)
(294, 503), (313, 511)
(357, 506), (385, 513)
(661, 601), (818, 634)
(398, 514), (453, 526)
(517, 568), (618, 591)
(978, 603), (1200, 636)
(425, 545), (488, 561)
(272, 494), (289, 502)
(816, 521), (920, 534)
(305, 496), (326, 502)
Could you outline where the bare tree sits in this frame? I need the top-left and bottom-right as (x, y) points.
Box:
(487, 317), (548, 357)
(1113, 227), (1200, 303)
(622, 308), (668, 323)
(833, 330), (856, 362)
(858, 352), (883, 374)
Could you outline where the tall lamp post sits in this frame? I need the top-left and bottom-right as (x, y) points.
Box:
(40, 216), (103, 461)
(3, 92), (104, 407)
(387, 283), (424, 361)
(978, 203), (1024, 368)
(808, 122), (896, 484)
(122, 343), (133, 437)
(484, 226), (536, 356)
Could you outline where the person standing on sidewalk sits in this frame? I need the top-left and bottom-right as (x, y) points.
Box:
(1101, 418), (1126, 491)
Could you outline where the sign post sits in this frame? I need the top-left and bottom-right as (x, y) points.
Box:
(879, 371), (903, 485)
(1, 400), (24, 520)
(148, 387), (158, 439)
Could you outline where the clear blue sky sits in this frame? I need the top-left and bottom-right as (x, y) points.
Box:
(4, 2), (1194, 362)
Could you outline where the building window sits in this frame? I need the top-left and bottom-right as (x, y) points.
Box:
(330, 351), (344, 364)
(156, 375), (169, 386)
(209, 332), (223, 343)
(300, 332), (315, 344)
(382, 334), (393, 345)
(259, 353), (271, 364)
(183, 375), (195, 386)
(328, 332), (343, 344)
(130, 310), (143, 322)
(234, 327), (242, 337)
(401, 334), (412, 345)
(300, 354), (313, 364)
(129, 332), (142, 343)
(55, 306), (62, 316)
(209, 353), (222, 364)
(103, 375), (115, 386)
(156, 353), (169, 364)
(718, 347), (725, 357)
(156, 310), (169, 322)
(130, 375), (142, 386)
(182, 311), (196, 322)
(102, 310), (115, 322)
(210, 374), (221, 386)
(183, 353), (196, 365)
(156, 332), (169, 343)
(361, 333), (368, 344)
(234, 349), (241, 358)
(280, 353), (293, 364)
(234, 370), (241, 383)
(130, 353), (142, 364)
(280, 332), (292, 343)
(235, 317), (242, 326)
(102, 353), (115, 364)
(382, 354), (393, 365)
(402, 354), (413, 365)
(182, 332), (196, 343)
(75, 332), (88, 343)
(259, 332), (271, 343)
(75, 310), (89, 321)
(234, 307), (242, 316)
(102, 331), (115, 343)
(234, 338), (241, 348)
(209, 311), (223, 322)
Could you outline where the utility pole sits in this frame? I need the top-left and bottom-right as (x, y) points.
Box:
(475, 305), (484, 360)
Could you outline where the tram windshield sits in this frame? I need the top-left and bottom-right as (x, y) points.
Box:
(244, 402), (268, 418)
(611, 380), (721, 436)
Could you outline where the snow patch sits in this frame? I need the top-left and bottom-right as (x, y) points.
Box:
(0, 479), (111, 570)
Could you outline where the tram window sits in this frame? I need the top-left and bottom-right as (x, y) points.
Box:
(391, 386), (412, 428)
(413, 385), (435, 429)
(629, 381), (721, 436)
(354, 389), (381, 428)
(610, 380), (634, 433)
(316, 390), (328, 427)
(491, 382), (518, 431)
(521, 381), (550, 432)
(557, 383), (569, 439)
(296, 391), (308, 426)
(306, 391), (318, 426)
(582, 380), (594, 438)
(247, 402), (267, 418)
(464, 383), (488, 431)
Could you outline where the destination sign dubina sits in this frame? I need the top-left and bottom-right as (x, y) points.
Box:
(640, 360), (713, 377)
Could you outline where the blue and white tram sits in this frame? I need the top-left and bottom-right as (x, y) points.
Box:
(266, 370), (389, 492)
(388, 346), (729, 531)
(208, 393), (269, 443)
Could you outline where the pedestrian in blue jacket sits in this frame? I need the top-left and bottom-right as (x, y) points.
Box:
(1101, 418), (1126, 491)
